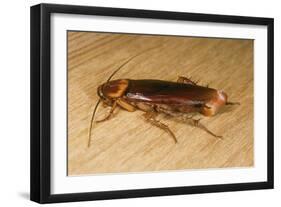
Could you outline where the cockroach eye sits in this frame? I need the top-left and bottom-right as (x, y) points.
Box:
(97, 85), (105, 100)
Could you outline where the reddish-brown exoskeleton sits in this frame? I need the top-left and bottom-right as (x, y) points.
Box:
(88, 51), (239, 147)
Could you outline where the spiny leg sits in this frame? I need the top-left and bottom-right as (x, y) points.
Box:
(96, 98), (136, 123)
(143, 111), (177, 143)
(152, 105), (220, 140)
(96, 101), (117, 123)
(177, 76), (198, 85)
(116, 98), (136, 112)
(191, 118), (223, 139)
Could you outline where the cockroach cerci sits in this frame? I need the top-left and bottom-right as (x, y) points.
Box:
(88, 50), (239, 147)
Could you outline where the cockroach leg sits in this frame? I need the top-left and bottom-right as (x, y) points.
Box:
(191, 118), (223, 140)
(146, 106), (221, 140)
(102, 101), (109, 108)
(96, 101), (117, 123)
(203, 103), (212, 109)
(181, 114), (196, 121)
(177, 76), (197, 85)
(226, 101), (240, 105)
(143, 111), (178, 143)
(116, 98), (136, 112)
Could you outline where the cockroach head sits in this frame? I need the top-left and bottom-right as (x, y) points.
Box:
(97, 84), (105, 100)
(98, 79), (129, 100)
(97, 84), (113, 106)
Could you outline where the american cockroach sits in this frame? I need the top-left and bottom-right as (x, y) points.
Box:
(88, 50), (239, 147)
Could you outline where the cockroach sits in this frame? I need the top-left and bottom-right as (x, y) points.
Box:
(88, 50), (239, 147)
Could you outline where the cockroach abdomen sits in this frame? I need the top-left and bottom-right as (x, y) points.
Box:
(201, 90), (227, 116)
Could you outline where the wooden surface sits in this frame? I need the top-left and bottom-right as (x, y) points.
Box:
(67, 31), (253, 176)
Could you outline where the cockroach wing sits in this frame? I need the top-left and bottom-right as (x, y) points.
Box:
(124, 79), (219, 106)
(124, 80), (227, 116)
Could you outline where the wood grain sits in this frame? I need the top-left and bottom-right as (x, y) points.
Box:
(67, 31), (253, 176)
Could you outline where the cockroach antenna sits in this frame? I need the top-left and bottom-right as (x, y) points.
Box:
(106, 46), (161, 83)
(88, 46), (160, 147)
(88, 98), (101, 147)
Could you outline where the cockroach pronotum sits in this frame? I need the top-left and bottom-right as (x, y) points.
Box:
(88, 49), (239, 147)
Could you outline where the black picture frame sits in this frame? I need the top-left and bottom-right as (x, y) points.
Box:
(30, 3), (274, 204)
